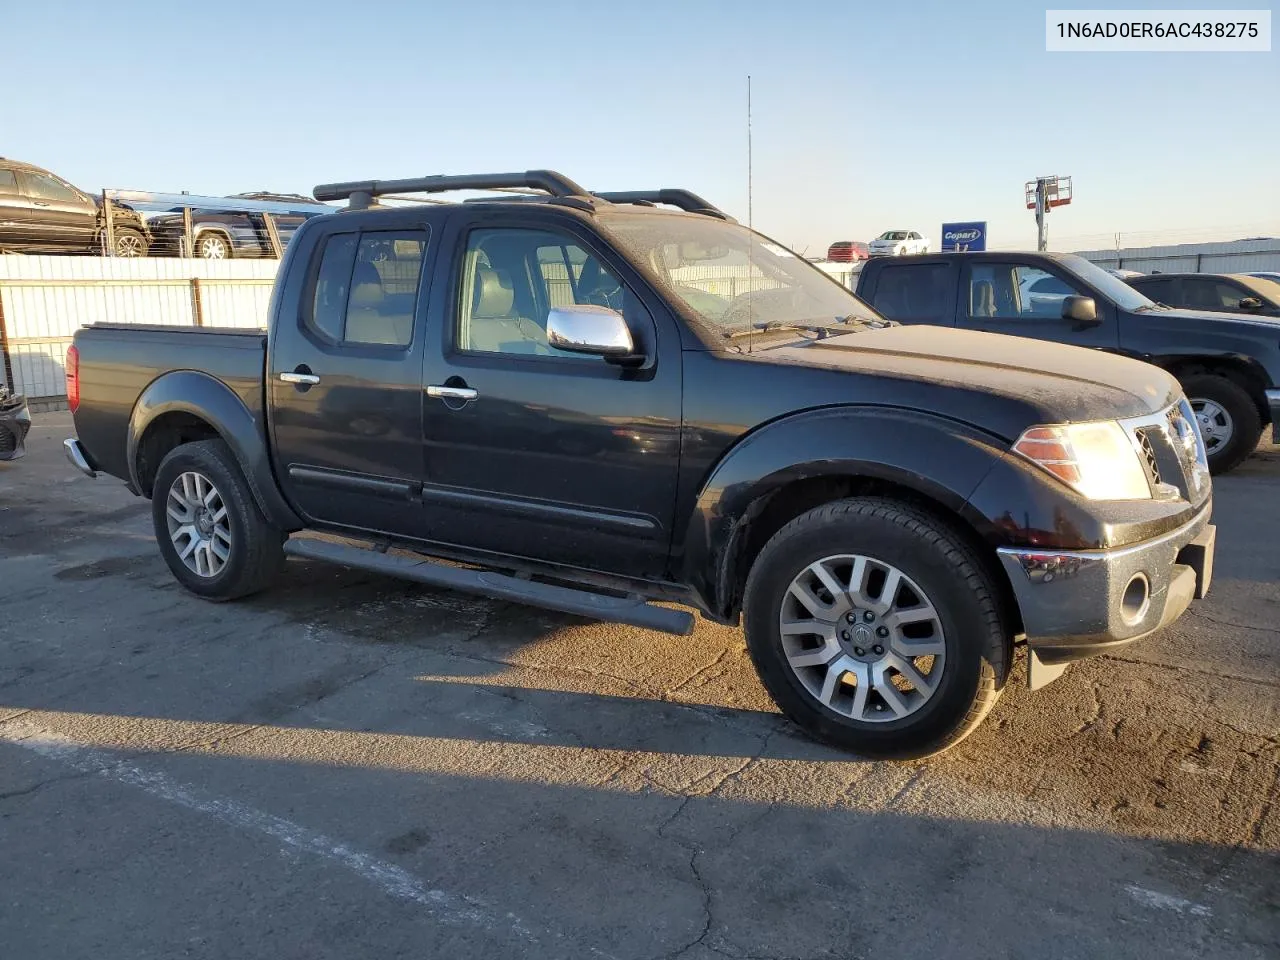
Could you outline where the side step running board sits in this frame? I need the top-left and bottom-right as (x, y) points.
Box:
(283, 537), (696, 637)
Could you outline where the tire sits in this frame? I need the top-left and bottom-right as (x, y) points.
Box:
(197, 233), (231, 259)
(1180, 374), (1261, 475)
(113, 228), (148, 258)
(151, 439), (283, 601)
(743, 497), (1009, 760)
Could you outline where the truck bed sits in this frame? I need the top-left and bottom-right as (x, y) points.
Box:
(72, 323), (267, 484)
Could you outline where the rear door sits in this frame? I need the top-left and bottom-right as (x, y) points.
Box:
(860, 260), (958, 326)
(16, 170), (99, 251)
(417, 212), (683, 577)
(957, 258), (1120, 350)
(268, 217), (437, 538)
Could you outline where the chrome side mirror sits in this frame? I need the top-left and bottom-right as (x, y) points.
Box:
(546, 305), (634, 356)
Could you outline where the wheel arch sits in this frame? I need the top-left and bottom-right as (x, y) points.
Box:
(128, 370), (301, 529)
(680, 406), (1015, 626)
(1163, 355), (1271, 424)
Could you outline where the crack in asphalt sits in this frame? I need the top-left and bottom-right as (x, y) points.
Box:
(1186, 609), (1280, 636)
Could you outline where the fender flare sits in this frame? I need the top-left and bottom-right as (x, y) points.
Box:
(127, 370), (302, 530)
(680, 406), (1007, 620)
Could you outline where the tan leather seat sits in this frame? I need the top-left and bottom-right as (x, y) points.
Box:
(972, 279), (997, 317)
(466, 267), (547, 354)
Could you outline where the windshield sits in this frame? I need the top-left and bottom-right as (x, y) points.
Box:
(877, 231), (907, 241)
(1055, 253), (1154, 311)
(600, 212), (882, 335)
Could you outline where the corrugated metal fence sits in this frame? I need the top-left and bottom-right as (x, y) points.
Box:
(1075, 238), (1280, 275)
(0, 256), (278, 399)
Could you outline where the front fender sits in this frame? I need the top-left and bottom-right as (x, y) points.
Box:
(128, 370), (301, 529)
(681, 406), (1007, 619)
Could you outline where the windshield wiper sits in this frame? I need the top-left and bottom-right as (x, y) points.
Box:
(837, 314), (897, 329)
(722, 321), (843, 340)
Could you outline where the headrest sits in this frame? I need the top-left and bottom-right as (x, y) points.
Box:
(473, 267), (515, 318)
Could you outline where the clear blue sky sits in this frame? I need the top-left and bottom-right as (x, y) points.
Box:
(4, 0), (1277, 252)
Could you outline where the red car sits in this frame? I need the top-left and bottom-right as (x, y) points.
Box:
(826, 240), (870, 262)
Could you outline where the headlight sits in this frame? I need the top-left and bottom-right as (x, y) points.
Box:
(1013, 420), (1151, 500)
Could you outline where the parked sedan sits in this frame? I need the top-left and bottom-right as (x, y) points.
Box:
(1127, 273), (1280, 318)
(868, 230), (929, 256)
(0, 158), (150, 256)
(0, 384), (31, 460)
(147, 192), (326, 259)
(826, 240), (870, 262)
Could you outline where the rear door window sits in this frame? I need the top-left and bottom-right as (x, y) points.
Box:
(868, 264), (952, 322)
(307, 230), (428, 347)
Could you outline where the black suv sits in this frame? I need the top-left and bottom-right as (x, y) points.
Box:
(147, 192), (326, 260)
(0, 158), (150, 256)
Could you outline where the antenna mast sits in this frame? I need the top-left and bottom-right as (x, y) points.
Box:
(747, 74), (753, 232)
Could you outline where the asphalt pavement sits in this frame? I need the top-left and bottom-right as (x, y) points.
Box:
(1, 412), (1277, 959)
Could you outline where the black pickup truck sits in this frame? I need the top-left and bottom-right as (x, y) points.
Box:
(855, 251), (1280, 474)
(64, 170), (1216, 759)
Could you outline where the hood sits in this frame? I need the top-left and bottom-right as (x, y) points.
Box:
(752, 324), (1180, 435)
(1148, 306), (1280, 329)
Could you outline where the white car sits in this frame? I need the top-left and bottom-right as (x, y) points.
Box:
(868, 230), (929, 256)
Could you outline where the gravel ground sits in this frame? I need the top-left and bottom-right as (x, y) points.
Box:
(1, 412), (1276, 960)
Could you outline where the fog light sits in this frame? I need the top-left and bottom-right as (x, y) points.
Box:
(1120, 574), (1150, 626)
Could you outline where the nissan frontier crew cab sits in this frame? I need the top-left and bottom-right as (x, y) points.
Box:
(63, 170), (1216, 759)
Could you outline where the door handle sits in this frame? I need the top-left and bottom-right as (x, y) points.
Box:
(32, 200), (50, 207)
(426, 384), (478, 401)
(280, 372), (320, 385)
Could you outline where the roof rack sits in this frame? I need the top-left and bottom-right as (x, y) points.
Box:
(592, 190), (733, 221)
(313, 169), (590, 210)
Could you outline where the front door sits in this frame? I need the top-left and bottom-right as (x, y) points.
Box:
(957, 259), (1120, 350)
(419, 218), (682, 578)
(269, 223), (435, 538)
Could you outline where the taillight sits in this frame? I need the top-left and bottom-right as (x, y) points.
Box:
(66, 344), (80, 413)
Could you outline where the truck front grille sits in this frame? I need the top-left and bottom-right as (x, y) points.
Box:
(1122, 401), (1212, 504)
(0, 426), (14, 455)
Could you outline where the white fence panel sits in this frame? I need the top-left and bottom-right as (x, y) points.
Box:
(0, 255), (279, 398)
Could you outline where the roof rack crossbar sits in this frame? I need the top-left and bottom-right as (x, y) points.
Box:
(313, 170), (589, 209)
(593, 190), (733, 221)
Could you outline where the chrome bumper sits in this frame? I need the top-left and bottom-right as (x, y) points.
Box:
(63, 438), (98, 478)
(998, 506), (1214, 685)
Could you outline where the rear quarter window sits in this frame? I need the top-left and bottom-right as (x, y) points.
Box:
(869, 263), (952, 322)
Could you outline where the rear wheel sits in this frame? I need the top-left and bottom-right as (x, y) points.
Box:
(743, 497), (1009, 759)
(197, 233), (231, 259)
(1181, 373), (1261, 475)
(151, 439), (283, 600)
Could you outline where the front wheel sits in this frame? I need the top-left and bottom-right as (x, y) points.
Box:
(743, 498), (1009, 759)
(1180, 374), (1261, 475)
(151, 439), (283, 600)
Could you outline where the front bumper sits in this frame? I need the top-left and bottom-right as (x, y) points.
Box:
(997, 504), (1214, 672)
(0, 394), (31, 461)
(1266, 388), (1280, 428)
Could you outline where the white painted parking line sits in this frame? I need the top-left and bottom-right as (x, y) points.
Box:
(1, 722), (616, 959)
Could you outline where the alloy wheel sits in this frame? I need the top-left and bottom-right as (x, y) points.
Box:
(166, 471), (232, 578)
(779, 554), (946, 723)
(1190, 398), (1233, 454)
